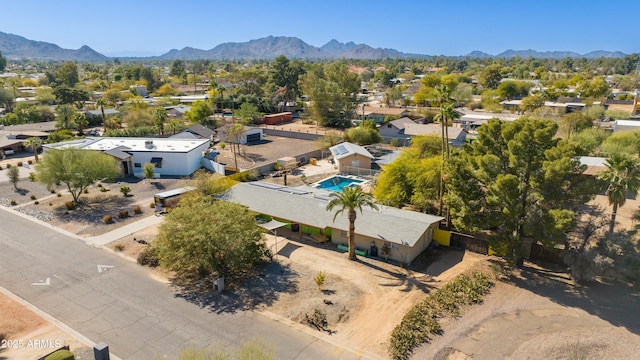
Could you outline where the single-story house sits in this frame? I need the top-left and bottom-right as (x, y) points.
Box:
(329, 142), (374, 172)
(43, 137), (210, 178)
(217, 125), (263, 144)
(378, 117), (415, 138)
(404, 123), (468, 147)
(613, 119), (640, 133)
(579, 156), (607, 177)
(222, 182), (444, 264)
(362, 106), (411, 123)
(85, 108), (120, 118)
(603, 99), (636, 116)
(165, 105), (191, 119)
(173, 124), (215, 141)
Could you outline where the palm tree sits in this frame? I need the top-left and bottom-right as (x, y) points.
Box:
(326, 187), (379, 261)
(599, 154), (640, 234)
(95, 98), (107, 132)
(23, 137), (43, 162)
(55, 104), (75, 130)
(153, 107), (168, 136)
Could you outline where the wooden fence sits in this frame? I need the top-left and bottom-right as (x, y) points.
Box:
(448, 231), (489, 255)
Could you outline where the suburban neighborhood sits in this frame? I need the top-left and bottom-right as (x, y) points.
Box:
(1, 4), (640, 360)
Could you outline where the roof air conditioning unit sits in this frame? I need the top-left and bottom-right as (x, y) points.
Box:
(145, 140), (154, 149)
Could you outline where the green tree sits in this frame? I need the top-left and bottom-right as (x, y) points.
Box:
(559, 112), (593, 139)
(316, 131), (342, 151)
(226, 123), (244, 171)
(170, 60), (186, 79)
(598, 155), (640, 234)
(601, 130), (640, 157)
(57, 62), (79, 87)
(519, 94), (545, 113)
(235, 102), (259, 124)
(143, 162), (155, 181)
(167, 119), (185, 135)
(74, 112), (88, 135)
(478, 64), (503, 89)
(326, 187), (379, 261)
(0, 51), (6, 73)
(153, 193), (267, 280)
(184, 100), (213, 124)
(23, 137), (43, 162)
(343, 126), (381, 145)
(8, 166), (19, 190)
(153, 107), (168, 136)
(447, 118), (595, 266)
(95, 98), (108, 132)
(35, 148), (119, 204)
(55, 104), (76, 130)
(53, 87), (89, 107)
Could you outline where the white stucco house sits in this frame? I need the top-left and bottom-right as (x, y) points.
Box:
(43, 137), (210, 178)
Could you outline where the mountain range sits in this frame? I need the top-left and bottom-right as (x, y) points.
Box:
(0, 31), (631, 61)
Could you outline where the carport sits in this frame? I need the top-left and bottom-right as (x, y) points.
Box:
(259, 219), (288, 261)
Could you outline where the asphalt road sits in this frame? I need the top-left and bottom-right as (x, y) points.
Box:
(0, 208), (369, 359)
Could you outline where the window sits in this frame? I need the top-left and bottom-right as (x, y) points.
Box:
(150, 157), (163, 169)
(387, 124), (392, 128)
(134, 163), (141, 168)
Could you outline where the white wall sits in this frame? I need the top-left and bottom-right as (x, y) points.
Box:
(131, 141), (209, 177)
(240, 128), (263, 144)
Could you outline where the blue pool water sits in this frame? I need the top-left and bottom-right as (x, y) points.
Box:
(315, 176), (364, 192)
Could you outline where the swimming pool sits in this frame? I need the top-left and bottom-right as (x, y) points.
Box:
(314, 176), (365, 192)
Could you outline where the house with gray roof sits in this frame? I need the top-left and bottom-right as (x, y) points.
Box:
(329, 142), (374, 172)
(222, 182), (443, 263)
(379, 117), (415, 138)
(404, 123), (468, 147)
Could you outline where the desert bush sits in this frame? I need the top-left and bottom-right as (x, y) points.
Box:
(6, 163), (11, 168)
(103, 214), (113, 224)
(34, 200), (39, 205)
(137, 247), (159, 267)
(65, 201), (75, 210)
(114, 243), (125, 251)
(30, 194), (36, 200)
(118, 210), (129, 219)
(10, 199), (17, 206)
(57, 193), (62, 197)
(100, 187), (108, 192)
(29, 172), (36, 181)
(28, 159), (33, 165)
(83, 188), (89, 194)
(120, 186), (131, 197)
(97, 183), (103, 187)
(304, 309), (328, 331)
(44, 349), (75, 360)
(0, 164), (3, 170)
(150, 202), (156, 208)
(17, 161), (22, 166)
(314, 271), (326, 289)
(133, 205), (142, 214)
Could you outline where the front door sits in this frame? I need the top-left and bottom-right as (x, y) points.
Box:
(122, 160), (129, 175)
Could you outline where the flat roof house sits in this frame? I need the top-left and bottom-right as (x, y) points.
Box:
(222, 182), (444, 264)
(43, 137), (210, 178)
(329, 142), (374, 173)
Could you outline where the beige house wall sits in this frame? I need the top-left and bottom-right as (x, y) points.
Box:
(336, 154), (372, 172)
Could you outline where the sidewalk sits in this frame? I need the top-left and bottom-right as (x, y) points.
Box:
(86, 214), (164, 246)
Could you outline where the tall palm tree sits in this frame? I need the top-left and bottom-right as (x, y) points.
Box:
(153, 107), (168, 136)
(599, 154), (640, 234)
(23, 137), (43, 162)
(55, 104), (75, 130)
(95, 98), (107, 132)
(326, 187), (379, 261)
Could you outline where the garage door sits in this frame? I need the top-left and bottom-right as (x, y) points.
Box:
(246, 133), (261, 143)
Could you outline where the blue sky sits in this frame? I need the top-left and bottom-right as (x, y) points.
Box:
(2, 0), (638, 57)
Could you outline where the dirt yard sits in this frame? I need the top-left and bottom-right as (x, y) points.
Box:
(0, 290), (91, 359)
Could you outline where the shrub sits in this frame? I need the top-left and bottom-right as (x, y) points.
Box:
(6, 163), (11, 168)
(315, 271), (326, 289)
(133, 205), (142, 214)
(389, 273), (492, 360)
(10, 200), (17, 206)
(50, 189), (55, 194)
(34, 200), (39, 205)
(0, 164), (3, 170)
(29, 172), (36, 181)
(120, 186), (131, 197)
(114, 243), (125, 251)
(30, 195), (36, 200)
(118, 210), (129, 219)
(44, 349), (75, 360)
(84, 188), (89, 194)
(97, 183), (103, 187)
(49, 202), (53, 206)
(100, 187), (108, 192)
(304, 309), (328, 331)
(149, 202), (156, 209)
(28, 159), (33, 165)
(57, 193), (62, 197)
(137, 247), (159, 267)
(17, 161), (22, 166)
(103, 214), (113, 224)
(65, 201), (75, 210)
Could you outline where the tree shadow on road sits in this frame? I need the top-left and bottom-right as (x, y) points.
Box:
(171, 260), (299, 314)
(505, 262), (640, 335)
